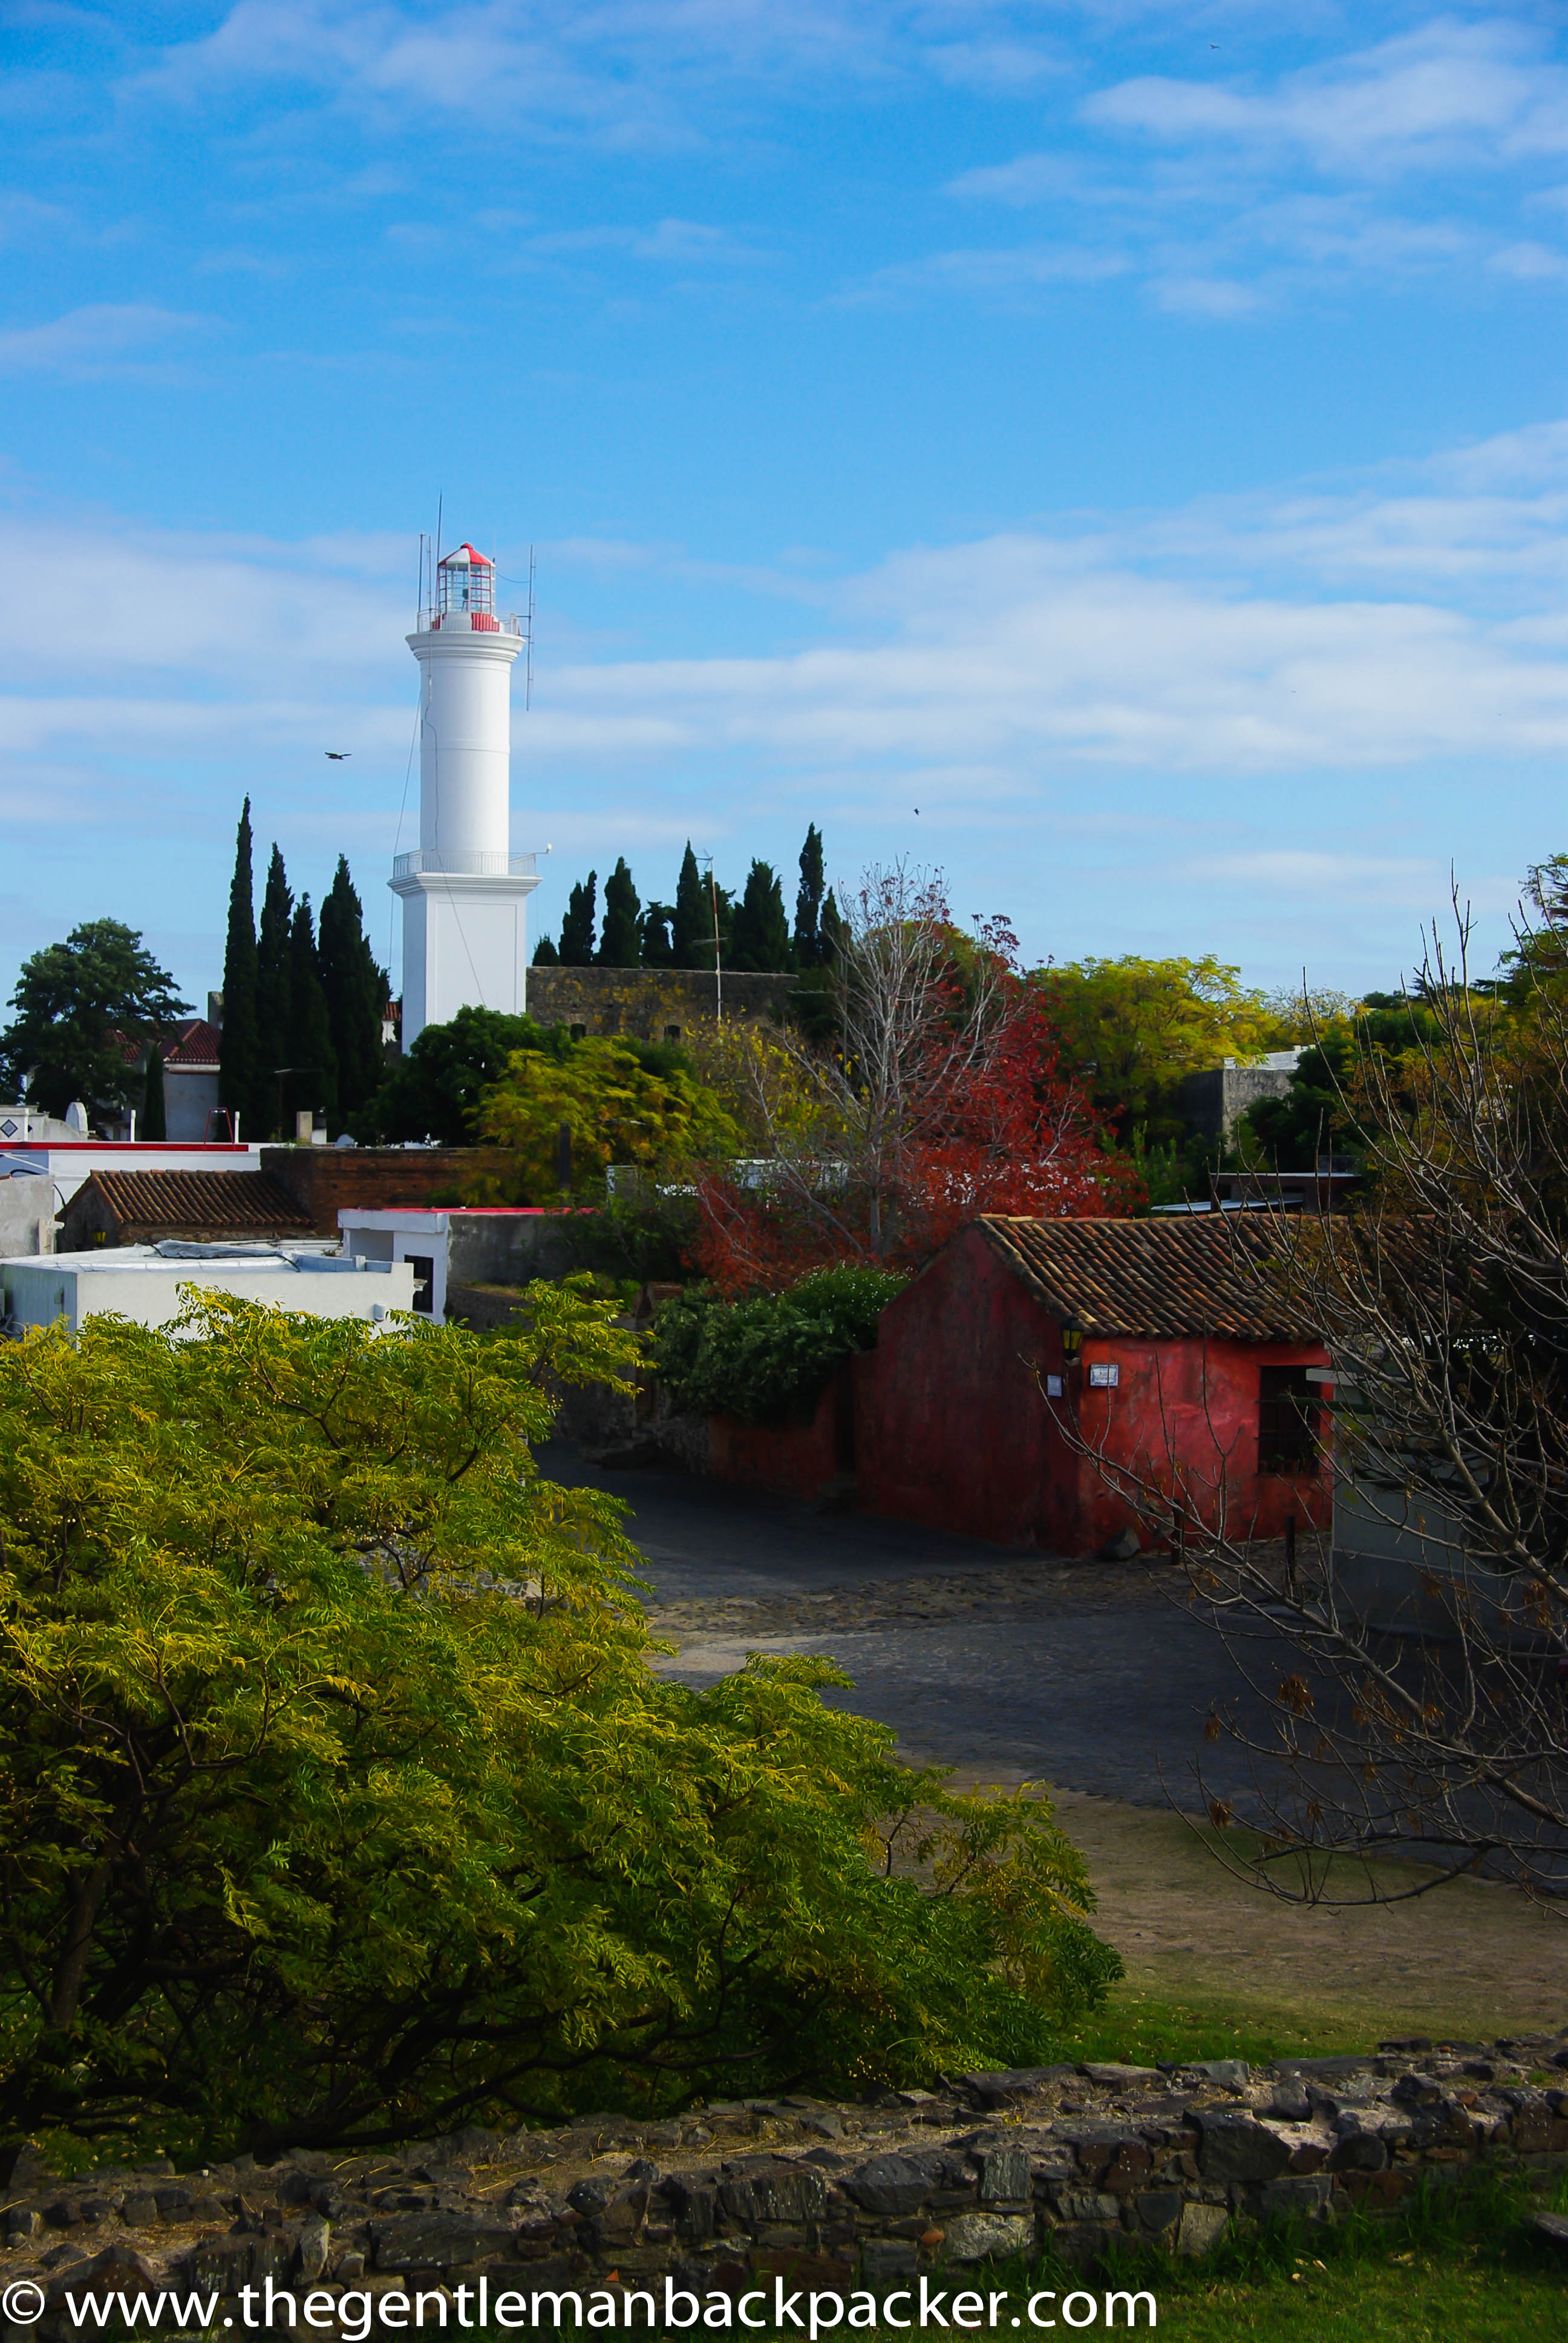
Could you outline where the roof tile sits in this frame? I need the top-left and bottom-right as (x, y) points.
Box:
(975, 1214), (1315, 1342)
(72, 1170), (311, 1236)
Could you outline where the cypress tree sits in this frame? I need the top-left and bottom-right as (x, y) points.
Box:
(218, 798), (261, 1134)
(559, 872), (597, 966)
(794, 824), (826, 969)
(318, 856), (386, 1121)
(639, 903), (675, 966)
(141, 1045), (166, 1142)
(729, 860), (791, 971)
(286, 897), (338, 1130)
(256, 845), (294, 1136)
(821, 886), (848, 965)
(598, 858), (641, 966)
(532, 935), (560, 967)
(671, 843), (708, 969)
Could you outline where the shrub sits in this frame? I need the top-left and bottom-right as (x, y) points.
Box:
(0, 1283), (1115, 2162)
(652, 1264), (907, 1424)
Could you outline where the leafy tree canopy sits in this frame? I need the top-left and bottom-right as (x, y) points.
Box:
(1034, 954), (1287, 1145)
(318, 858), (388, 1122)
(477, 1038), (742, 1198)
(1242, 1000), (1448, 1170)
(560, 873), (597, 966)
(794, 824), (827, 969)
(729, 859), (792, 972)
(0, 1292), (1116, 2160)
(653, 1265), (907, 1425)
(356, 1006), (570, 1145)
(0, 920), (190, 1122)
(639, 902), (675, 967)
(672, 843), (711, 970)
(598, 859), (641, 968)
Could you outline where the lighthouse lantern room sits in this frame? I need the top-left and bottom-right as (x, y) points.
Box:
(391, 541), (538, 1048)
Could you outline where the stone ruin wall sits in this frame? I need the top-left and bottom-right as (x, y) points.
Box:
(8, 2034), (1568, 2333)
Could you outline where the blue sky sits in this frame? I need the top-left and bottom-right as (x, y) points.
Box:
(1, 0), (1565, 1012)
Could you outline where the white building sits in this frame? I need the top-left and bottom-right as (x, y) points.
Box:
(1, 1244), (415, 1336)
(391, 543), (538, 1050)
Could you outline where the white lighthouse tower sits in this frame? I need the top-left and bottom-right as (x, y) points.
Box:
(390, 542), (538, 1049)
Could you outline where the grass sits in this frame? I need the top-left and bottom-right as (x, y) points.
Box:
(936, 2168), (1568, 2343)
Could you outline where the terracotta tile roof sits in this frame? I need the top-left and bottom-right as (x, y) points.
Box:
(975, 1214), (1318, 1342)
(72, 1170), (312, 1236)
(166, 1018), (221, 1067)
(114, 1019), (222, 1069)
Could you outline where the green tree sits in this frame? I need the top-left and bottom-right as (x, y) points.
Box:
(794, 824), (826, 968)
(672, 842), (710, 969)
(0, 1294), (1116, 2157)
(1242, 1001), (1445, 1170)
(559, 872), (597, 966)
(140, 1044), (167, 1141)
(255, 845), (294, 1135)
(285, 897), (337, 1129)
(639, 902), (675, 966)
(1035, 954), (1284, 1146)
(598, 857), (641, 967)
(218, 798), (261, 1136)
(532, 934), (561, 967)
(356, 1005), (568, 1145)
(729, 859), (791, 972)
(318, 857), (387, 1122)
(0, 921), (190, 1122)
(478, 1039), (743, 1198)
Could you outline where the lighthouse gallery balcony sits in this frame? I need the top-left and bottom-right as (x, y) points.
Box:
(392, 850), (538, 880)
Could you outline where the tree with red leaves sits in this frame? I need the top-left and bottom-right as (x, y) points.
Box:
(691, 865), (1137, 1294)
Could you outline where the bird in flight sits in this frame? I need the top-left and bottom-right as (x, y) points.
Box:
(325, 750), (351, 760)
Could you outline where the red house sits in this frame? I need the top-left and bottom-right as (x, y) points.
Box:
(854, 1215), (1330, 1554)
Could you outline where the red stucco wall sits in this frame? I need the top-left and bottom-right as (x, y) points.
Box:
(855, 1225), (1330, 1553)
(707, 1365), (854, 1499)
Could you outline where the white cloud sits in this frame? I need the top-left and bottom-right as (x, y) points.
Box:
(2, 419), (1564, 968)
(0, 304), (211, 380)
(1086, 19), (1568, 178)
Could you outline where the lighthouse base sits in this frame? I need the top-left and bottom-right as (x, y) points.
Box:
(391, 868), (540, 1051)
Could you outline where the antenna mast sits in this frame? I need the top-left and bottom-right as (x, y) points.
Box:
(524, 546), (536, 710)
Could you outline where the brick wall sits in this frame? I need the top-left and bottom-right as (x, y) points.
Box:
(526, 965), (795, 1041)
(260, 1149), (512, 1235)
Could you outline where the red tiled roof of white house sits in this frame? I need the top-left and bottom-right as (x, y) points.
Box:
(116, 1019), (221, 1068)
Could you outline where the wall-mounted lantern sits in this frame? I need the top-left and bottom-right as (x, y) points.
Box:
(1060, 1319), (1085, 1358)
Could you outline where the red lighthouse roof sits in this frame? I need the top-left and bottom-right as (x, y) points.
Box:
(439, 543), (492, 568)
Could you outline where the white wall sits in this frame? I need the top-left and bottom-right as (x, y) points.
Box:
(0, 1175), (56, 1257)
(1, 1252), (416, 1334)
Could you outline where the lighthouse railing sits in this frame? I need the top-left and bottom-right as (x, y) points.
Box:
(392, 851), (538, 881)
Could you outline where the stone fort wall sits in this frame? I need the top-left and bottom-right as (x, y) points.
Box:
(525, 966), (795, 1043)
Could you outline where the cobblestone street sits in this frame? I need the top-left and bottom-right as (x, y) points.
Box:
(543, 1443), (1295, 1812)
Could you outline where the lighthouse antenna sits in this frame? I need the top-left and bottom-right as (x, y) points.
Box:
(525, 545), (536, 710)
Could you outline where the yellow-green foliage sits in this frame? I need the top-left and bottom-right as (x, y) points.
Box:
(1036, 954), (1288, 1138)
(0, 1286), (1117, 2161)
(477, 1038), (742, 1195)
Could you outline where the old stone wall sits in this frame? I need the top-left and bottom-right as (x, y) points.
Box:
(8, 2036), (1567, 2333)
(526, 966), (795, 1042)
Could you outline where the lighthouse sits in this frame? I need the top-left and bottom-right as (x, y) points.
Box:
(390, 542), (538, 1049)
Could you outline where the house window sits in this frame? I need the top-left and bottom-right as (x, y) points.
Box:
(1259, 1365), (1317, 1475)
(407, 1254), (435, 1316)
